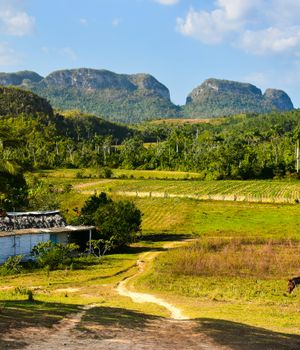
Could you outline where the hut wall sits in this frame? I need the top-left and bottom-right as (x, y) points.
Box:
(0, 233), (50, 264)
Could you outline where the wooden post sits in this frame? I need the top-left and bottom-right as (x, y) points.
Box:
(88, 229), (92, 254)
(297, 140), (299, 174)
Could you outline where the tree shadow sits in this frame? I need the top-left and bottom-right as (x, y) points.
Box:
(80, 307), (300, 349)
(80, 305), (160, 331)
(117, 244), (166, 255)
(1, 302), (300, 349)
(0, 300), (81, 349)
(195, 318), (300, 350)
(141, 233), (191, 242)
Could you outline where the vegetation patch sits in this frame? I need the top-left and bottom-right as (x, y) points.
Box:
(152, 238), (300, 279)
(136, 237), (300, 333)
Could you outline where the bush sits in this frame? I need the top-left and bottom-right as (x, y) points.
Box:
(31, 241), (79, 270)
(76, 192), (142, 249)
(96, 167), (113, 179)
(0, 255), (23, 275)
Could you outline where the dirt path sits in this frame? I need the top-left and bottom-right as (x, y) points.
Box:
(74, 180), (112, 189)
(19, 304), (94, 350)
(4, 240), (299, 349)
(116, 251), (188, 320)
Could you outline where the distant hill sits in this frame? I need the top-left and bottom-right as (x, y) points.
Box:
(0, 86), (134, 143)
(0, 70), (294, 123)
(0, 85), (53, 117)
(0, 70), (43, 86)
(183, 78), (294, 118)
(17, 68), (180, 123)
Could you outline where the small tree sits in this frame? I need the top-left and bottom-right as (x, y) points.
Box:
(89, 238), (114, 257)
(77, 192), (111, 225)
(76, 192), (142, 250)
(94, 199), (142, 248)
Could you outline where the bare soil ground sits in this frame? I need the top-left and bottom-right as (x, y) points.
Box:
(2, 241), (300, 349)
(3, 305), (300, 350)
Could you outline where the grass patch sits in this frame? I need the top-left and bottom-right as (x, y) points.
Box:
(136, 237), (300, 333)
(154, 238), (300, 279)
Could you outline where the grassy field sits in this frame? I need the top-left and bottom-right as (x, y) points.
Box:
(4, 168), (300, 338)
(0, 248), (168, 316)
(33, 169), (300, 204)
(136, 236), (300, 334)
(132, 198), (300, 239)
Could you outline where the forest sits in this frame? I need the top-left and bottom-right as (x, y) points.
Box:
(2, 109), (300, 177)
(1, 85), (300, 210)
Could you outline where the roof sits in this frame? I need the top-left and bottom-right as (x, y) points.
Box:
(0, 225), (95, 238)
(6, 210), (60, 217)
(0, 211), (66, 232)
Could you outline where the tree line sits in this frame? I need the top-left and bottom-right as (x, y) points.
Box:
(2, 109), (300, 209)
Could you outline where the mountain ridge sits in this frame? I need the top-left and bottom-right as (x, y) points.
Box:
(184, 78), (294, 118)
(0, 69), (294, 123)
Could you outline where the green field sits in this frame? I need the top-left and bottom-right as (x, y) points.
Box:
(4, 168), (300, 337)
(34, 169), (300, 204)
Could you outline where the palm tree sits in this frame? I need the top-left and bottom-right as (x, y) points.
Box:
(0, 126), (21, 194)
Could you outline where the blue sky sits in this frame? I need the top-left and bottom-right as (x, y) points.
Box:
(1, 0), (300, 107)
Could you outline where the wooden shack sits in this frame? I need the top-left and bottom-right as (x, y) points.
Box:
(0, 211), (95, 263)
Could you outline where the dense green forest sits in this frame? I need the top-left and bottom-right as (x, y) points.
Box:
(1, 86), (300, 210)
(30, 86), (181, 124)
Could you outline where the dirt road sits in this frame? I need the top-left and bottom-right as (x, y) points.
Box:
(3, 240), (300, 349)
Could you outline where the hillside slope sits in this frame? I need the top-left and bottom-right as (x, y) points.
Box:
(0, 85), (53, 117)
(0, 70), (294, 122)
(30, 68), (180, 123)
(183, 78), (294, 118)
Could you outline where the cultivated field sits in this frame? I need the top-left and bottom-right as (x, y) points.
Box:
(34, 169), (300, 204)
(2, 168), (300, 348)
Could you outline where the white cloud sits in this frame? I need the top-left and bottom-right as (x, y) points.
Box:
(217, 0), (258, 20)
(60, 47), (77, 61)
(0, 42), (20, 65)
(241, 27), (300, 55)
(154, 0), (179, 5)
(0, 1), (35, 36)
(176, 0), (300, 56)
(177, 8), (240, 44)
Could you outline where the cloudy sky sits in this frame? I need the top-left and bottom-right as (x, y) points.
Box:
(1, 0), (300, 106)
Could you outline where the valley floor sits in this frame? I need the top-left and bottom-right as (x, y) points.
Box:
(1, 237), (300, 349)
(7, 310), (300, 350)
(2, 169), (300, 348)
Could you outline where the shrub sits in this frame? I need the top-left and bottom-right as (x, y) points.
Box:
(0, 255), (23, 275)
(31, 241), (79, 270)
(96, 167), (113, 179)
(14, 287), (34, 301)
(76, 192), (143, 249)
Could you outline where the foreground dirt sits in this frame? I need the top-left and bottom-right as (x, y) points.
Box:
(3, 305), (300, 350)
(2, 240), (300, 349)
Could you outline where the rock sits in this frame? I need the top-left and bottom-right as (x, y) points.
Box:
(0, 71), (43, 86)
(184, 78), (294, 118)
(263, 89), (294, 111)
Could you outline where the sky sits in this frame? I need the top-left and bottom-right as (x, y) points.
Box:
(1, 0), (300, 107)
